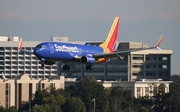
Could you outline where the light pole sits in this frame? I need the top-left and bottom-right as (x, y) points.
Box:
(29, 99), (31, 112)
(92, 98), (96, 112)
(169, 105), (171, 112)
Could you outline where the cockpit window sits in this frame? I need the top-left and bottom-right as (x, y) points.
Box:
(41, 46), (46, 48)
(37, 46), (42, 48)
(36, 45), (46, 49)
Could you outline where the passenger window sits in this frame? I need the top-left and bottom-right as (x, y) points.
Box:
(42, 46), (46, 49)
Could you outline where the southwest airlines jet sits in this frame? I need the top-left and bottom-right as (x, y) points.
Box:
(18, 17), (162, 71)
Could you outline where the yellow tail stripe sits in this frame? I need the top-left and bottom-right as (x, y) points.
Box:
(156, 35), (162, 47)
(104, 17), (119, 46)
(18, 38), (22, 50)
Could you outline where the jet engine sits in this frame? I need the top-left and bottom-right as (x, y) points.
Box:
(80, 56), (95, 64)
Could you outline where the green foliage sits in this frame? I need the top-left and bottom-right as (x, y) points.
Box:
(20, 87), (66, 112)
(67, 77), (109, 112)
(168, 82), (180, 111)
(171, 74), (180, 83)
(0, 106), (18, 112)
(137, 83), (175, 112)
(109, 86), (134, 111)
(31, 105), (47, 112)
(62, 97), (86, 112)
(17, 76), (180, 112)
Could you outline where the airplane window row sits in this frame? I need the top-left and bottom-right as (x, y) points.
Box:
(36, 45), (46, 49)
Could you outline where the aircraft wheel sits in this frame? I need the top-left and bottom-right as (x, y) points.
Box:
(63, 65), (66, 70)
(89, 65), (92, 70)
(63, 65), (70, 71)
(86, 65), (92, 70)
(41, 63), (45, 67)
(66, 65), (70, 71)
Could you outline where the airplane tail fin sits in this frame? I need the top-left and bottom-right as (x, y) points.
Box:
(18, 38), (23, 50)
(155, 35), (162, 47)
(154, 35), (163, 50)
(100, 17), (120, 53)
(17, 38), (34, 54)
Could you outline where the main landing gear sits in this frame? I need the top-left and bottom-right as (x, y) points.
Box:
(63, 64), (70, 71)
(62, 64), (93, 71)
(86, 65), (92, 70)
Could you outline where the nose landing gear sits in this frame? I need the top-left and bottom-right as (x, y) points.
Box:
(39, 60), (45, 67)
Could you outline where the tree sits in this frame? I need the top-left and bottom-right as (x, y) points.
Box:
(109, 86), (124, 112)
(121, 90), (134, 111)
(153, 83), (167, 111)
(134, 97), (154, 112)
(0, 106), (6, 112)
(18, 75), (180, 112)
(68, 77), (109, 112)
(0, 106), (18, 112)
(169, 76), (180, 111)
(62, 97), (86, 112)
(31, 105), (48, 112)
(20, 87), (66, 112)
(139, 107), (148, 112)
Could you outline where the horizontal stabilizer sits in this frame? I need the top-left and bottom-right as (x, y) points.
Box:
(18, 38), (34, 54)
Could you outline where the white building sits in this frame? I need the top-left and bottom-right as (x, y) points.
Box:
(103, 79), (172, 98)
(0, 73), (64, 109)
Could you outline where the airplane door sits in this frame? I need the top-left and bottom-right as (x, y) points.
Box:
(49, 43), (54, 53)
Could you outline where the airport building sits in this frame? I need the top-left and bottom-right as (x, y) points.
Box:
(0, 73), (64, 109)
(0, 36), (172, 81)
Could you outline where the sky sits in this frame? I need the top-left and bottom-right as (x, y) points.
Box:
(0, 0), (179, 74)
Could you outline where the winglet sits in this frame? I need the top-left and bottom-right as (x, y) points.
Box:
(155, 35), (162, 48)
(18, 38), (22, 50)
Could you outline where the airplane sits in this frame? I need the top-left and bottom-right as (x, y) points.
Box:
(18, 16), (162, 71)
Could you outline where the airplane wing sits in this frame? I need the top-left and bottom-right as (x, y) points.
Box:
(18, 38), (34, 54)
(93, 35), (163, 59)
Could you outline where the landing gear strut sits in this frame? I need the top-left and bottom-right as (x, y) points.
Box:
(63, 64), (70, 71)
(40, 60), (45, 67)
(86, 65), (92, 70)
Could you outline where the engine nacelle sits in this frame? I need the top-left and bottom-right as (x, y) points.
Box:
(44, 60), (55, 65)
(80, 56), (95, 64)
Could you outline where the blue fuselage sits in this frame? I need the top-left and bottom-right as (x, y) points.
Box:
(33, 42), (104, 61)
